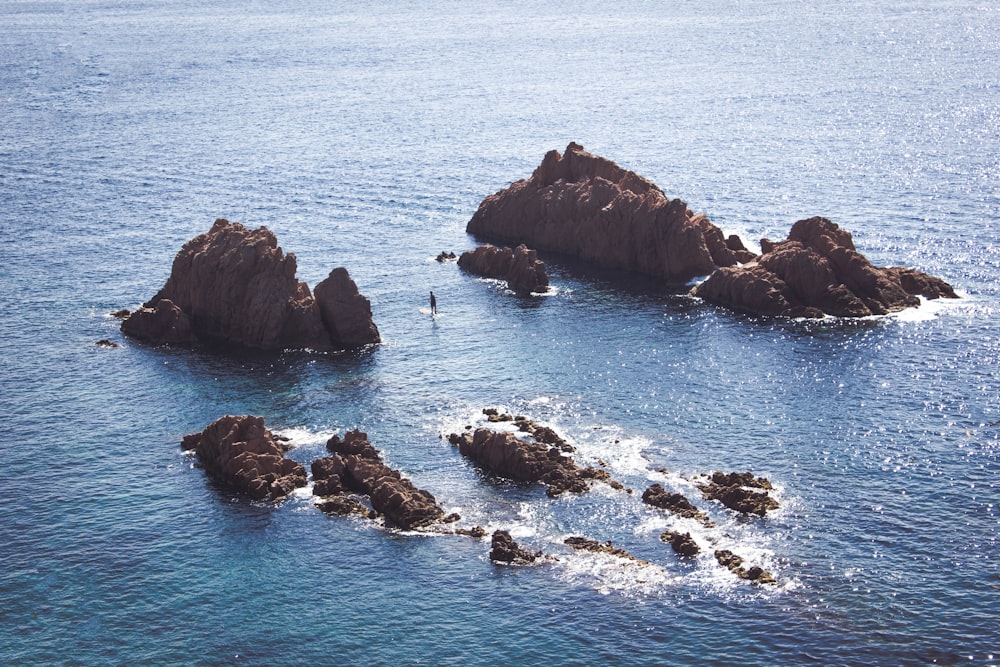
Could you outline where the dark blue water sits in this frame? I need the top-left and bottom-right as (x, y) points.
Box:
(2, 1), (998, 664)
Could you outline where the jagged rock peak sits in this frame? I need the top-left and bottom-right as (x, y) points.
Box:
(467, 144), (739, 282)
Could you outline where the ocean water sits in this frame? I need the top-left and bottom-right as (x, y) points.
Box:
(1, 0), (998, 664)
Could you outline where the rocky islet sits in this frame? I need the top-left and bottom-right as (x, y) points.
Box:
(121, 218), (379, 350)
(466, 143), (957, 318)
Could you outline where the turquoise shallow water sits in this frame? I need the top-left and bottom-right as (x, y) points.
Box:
(1, 0), (998, 665)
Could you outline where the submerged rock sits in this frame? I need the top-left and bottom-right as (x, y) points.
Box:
(698, 471), (779, 517)
(693, 217), (957, 318)
(467, 143), (737, 282)
(312, 430), (449, 530)
(181, 415), (307, 501)
(458, 243), (549, 293)
(489, 530), (541, 564)
(121, 218), (379, 350)
(564, 536), (649, 564)
(95, 339), (120, 348)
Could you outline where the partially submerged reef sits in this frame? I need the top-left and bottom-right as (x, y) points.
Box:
(120, 218), (379, 350)
(467, 143), (958, 318)
(180, 410), (778, 585)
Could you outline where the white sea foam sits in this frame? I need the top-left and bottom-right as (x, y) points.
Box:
(273, 426), (338, 449)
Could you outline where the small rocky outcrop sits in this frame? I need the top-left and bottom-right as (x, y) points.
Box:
(642, 484), (714, 526)
(715, 549), (776, 585)
(661, 531), (700, 558)
(449, 428), (606, 497)
(435, 251), (457, 262)
(458, 244), (549, 293)
(698, 471), (779, 517)
(467, 143), (736, 282)
(311, 430), (448, 530)
(181, 415), (307, 501)
(95, 339), (120, 348)
(121, 218), (379, 350)
(693, 217), (958, 318)
(489, 530), (541, 564)
(564, 536), (648, 564)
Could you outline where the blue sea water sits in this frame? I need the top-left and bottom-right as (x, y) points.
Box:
(1, 0), (998, 664)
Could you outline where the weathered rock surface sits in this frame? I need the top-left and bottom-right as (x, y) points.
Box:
(467, 143), (735, 282)
(564, 536), (649, 564)
(313, 267), (381, 347)
(458, 244), (549, 293)
(661, 531), (701, 558)
(181, 415), (307, 501)
(449, 428), (607, 497)
(121, 218), (379, 349)
(698, 471), (779, 517)
(715, 549), (776, 585)
(311, 430), (448, 530)
(489, 530), (541, 564)
(693, 216), (958, 318)
(642, 484), (713, 526)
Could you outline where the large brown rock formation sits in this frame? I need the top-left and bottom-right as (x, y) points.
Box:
(466, 143), (735, 282)
(121, 219), (379, 349)
(458, 244), (549, 293)
(181, 415), (307, 501)
(693, 217), (957, 318)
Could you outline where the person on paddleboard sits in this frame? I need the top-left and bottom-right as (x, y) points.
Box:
(429, 291), (437, 315)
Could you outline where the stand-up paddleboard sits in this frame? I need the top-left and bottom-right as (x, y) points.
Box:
(419, 307), (432, 315)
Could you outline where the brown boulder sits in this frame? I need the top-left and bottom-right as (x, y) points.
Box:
(489, 530), (541, 564)
(121, 219), (378, 349)
(466, 143), (735, 282)
(693, 217), (957, 318)
(181, 415), (307, 501)
(458, 244), (549, 293)
(120, 297), (195, 344)
(661, 531), (700, 558)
